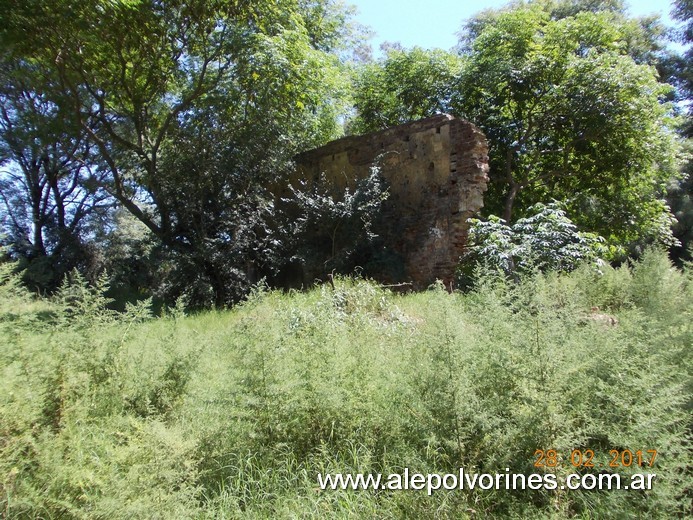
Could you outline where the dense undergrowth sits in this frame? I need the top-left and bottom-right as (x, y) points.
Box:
(1, 250), (691, 518)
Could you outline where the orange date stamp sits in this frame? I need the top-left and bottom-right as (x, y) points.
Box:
(534, 449), (658, 469)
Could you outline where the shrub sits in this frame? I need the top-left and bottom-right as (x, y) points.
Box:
(461, 202), (605, 287)
(279, 165), (389, 280)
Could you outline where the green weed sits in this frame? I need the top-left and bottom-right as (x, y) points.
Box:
(0, 251), (690, 518)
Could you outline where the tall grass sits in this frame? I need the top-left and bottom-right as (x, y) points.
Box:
(1, 250), (691, 518)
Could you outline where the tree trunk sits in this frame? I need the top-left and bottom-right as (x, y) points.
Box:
(503, 146), (520, 223)
(30, 172), (46, 257)
(503, 181), (520, 223)
(32, 213), (45, 256)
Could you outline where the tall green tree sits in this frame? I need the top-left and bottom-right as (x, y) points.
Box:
(456, 0), (672, 69)
(349, 1), (679, 253)
(672, 0), (693, 117)
(454, 5), (678, 252)
(668, 0), (693, 262)
(349, 47), (463, 134)
(0, 62), (113, 290)
(1, 0), (353, 305)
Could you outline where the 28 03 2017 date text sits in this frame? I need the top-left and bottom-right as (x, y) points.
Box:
(533, 449), (658, 469)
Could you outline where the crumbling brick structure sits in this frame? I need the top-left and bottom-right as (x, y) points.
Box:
(292, 114), (489, 289)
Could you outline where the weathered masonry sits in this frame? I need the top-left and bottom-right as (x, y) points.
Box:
(293, 114), (489, 289)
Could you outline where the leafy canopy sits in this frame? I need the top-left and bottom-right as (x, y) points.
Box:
(455, 4), (678, 250)
(349, 47), (463, 134)
(0, 0), (355, 305)
(349, 1), (680, 255)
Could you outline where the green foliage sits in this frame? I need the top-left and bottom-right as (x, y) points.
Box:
(668, 143), (693, 264)
(457, 0), (670, 66)
(93, 209), (161, 308)
(667, 0), (693, 262)
(54, 269), (117, 328)
(1, 0), (687, 302)
(1, 250), (690, 518)
(455, 4), (679, 248)
(348, 1), (680, 254)
(462, 203), (605, 287)
(672, 0), (693, 135)
(0, 0), (355, 306)
(349, 47), (463, 134)
(0, 61), (113, 293)
(280, 165), (390, 278)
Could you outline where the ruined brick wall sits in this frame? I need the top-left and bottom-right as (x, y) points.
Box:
(291, 114), (489, 289)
